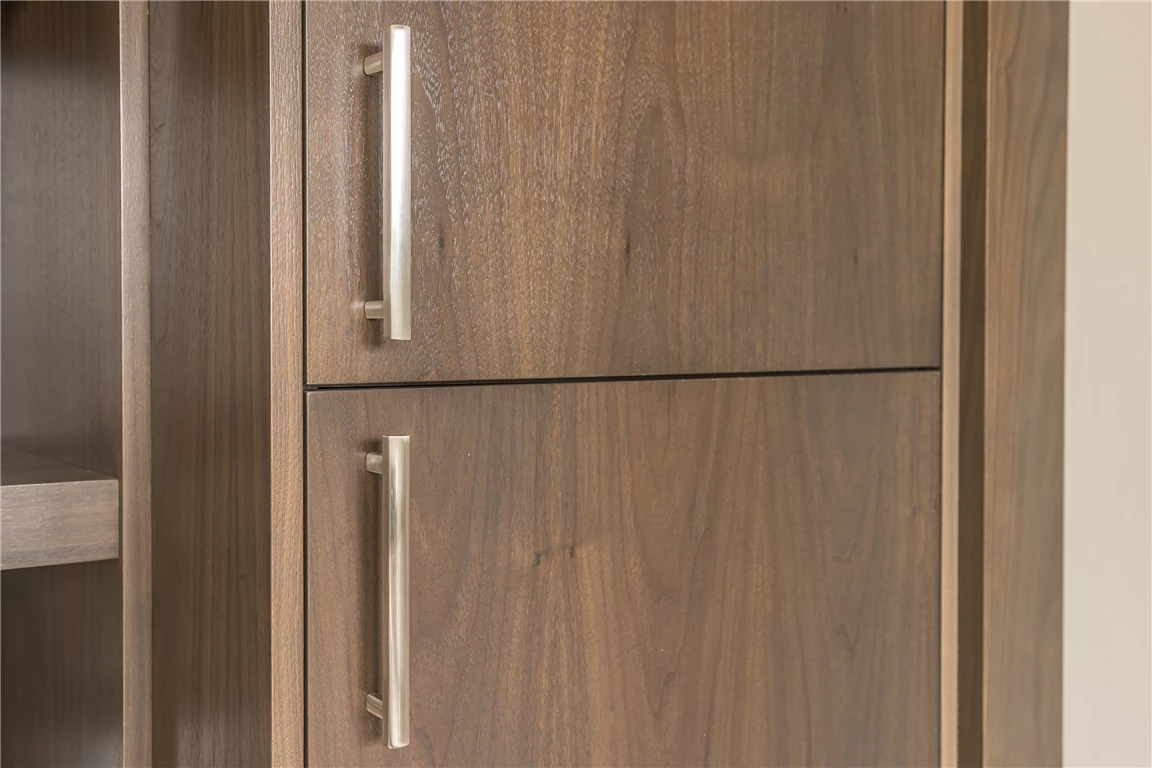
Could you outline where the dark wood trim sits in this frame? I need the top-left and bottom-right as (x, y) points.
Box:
(271, 2), (305, 765)
(119, 1), (152, 763)
(952, 2), (1067, 765)
(959, 3), (990, 766)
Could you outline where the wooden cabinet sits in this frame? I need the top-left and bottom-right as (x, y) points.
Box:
(305, 2), (945, 385)
(151, 2), (1065, 766)
(0, 0), (1061, 765)
(307, 373), (940, 766)
(293, 6), (955, 762)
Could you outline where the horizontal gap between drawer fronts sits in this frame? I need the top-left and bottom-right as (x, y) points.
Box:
(304, 365), (940, 392)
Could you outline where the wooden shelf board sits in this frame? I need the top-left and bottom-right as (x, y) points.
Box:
(1, 445), (119, 570)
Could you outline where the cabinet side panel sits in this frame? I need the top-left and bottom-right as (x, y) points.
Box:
(149, 3), (272, 764)
(983, 3), (1067, 765)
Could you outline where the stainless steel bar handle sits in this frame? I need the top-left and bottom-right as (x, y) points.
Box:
(362, 25), (412, 340)
(365, 436), (411, 749)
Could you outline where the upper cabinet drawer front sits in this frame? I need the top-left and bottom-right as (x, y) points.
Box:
(306, 2), (944, 385)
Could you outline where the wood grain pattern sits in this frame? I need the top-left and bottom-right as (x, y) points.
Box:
(0, 0), (121, 479)
(2, 561), (123, 768)
(952, 4), (1067, 765)
(1, 445), (120, 570)
(940, 3), (963, 765)
(149, 3), (272, 765)
(981, 3), (1067, 765)
(119, 2), (152, 762)
(0, 3), (124, 763)
(271, 1), (305, 765)
(307, 373), (941, 766)
(305, 1), (944, 385)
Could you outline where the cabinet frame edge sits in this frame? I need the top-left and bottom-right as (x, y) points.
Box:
(945, 2), (1068, 765)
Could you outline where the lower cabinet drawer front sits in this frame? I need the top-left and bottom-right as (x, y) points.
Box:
(306, 373), (940, 766)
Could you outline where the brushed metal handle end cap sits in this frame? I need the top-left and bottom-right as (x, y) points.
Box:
(364, 300), (387, 320)
(366, 693), (384, 719)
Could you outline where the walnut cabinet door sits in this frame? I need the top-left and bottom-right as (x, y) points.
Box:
(305, 2), (945, 385)
(306, 372), (940, 766)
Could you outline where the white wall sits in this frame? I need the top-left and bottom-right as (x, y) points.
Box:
(1065, 3), (1152, 766)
